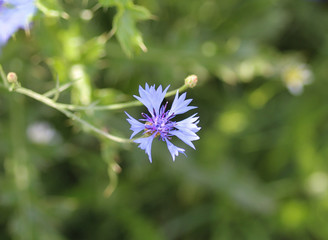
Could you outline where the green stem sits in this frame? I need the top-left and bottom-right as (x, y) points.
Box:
(43, 79), (80, 98)
(52, 84), (189, 111)
(166, 84), (189, 97)
(57, 99), (142, 111)
(14, 87), (133, 143)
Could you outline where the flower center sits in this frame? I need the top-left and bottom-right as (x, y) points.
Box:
(145, 117), (172, 136)
(142, 102), (176, 140)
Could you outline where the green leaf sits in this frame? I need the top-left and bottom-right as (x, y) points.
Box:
(128, 4), (153, 21)
(112, 5), (151, 57)
(98, 0), (152, 57)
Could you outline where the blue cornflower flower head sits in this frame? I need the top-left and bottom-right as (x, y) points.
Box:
(0, 0), (36, 48)
(126, 84), (201, 162)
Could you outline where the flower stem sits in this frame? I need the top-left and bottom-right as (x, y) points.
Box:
(14, 87), (133, 143)
(57, 99), (142, 111)
(166, 84), (189, 97)
(50, 84), (189, 112)
(43, 79), (80, 98)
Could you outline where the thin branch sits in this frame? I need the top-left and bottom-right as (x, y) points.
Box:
(14, 87), (133, 143)
(53, 84), (189, 111)
(43, 79), (81, 98)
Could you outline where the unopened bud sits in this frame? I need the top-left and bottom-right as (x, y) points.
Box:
(185, 74), (198, 88)
(7, 72), (18, 84)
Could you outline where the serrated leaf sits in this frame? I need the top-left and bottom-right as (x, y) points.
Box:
(127, 4), (152, 21)
(112, 5), (150, 57)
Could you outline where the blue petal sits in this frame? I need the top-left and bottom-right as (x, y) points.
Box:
(165, 139), (185, 161)
(175, 114), (201, 133)
(0, 0), (36, 46)
(134, 84), (169, 117)
(134, 134), (155, 162)
(170, 130), (199, 149)
(169, 114), (200, 149)
(125, 112), (145, 139)
(168, 91), (197, 116)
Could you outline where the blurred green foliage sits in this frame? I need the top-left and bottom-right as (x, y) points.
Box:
(1, 0), (328, 239)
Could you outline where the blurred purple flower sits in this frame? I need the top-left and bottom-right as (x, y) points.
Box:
(0, 0), (36, 47)
(126, 84), (200, 162)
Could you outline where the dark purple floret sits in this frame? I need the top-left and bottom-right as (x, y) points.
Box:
(141, 102), (176, 140)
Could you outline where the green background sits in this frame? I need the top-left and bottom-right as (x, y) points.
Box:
(1, 0), (328, 239)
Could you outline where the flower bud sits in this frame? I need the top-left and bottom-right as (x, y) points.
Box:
(7, 72), (18, 83)
(185, 74), (198, 88)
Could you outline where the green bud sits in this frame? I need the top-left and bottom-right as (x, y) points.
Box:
(7, 72), (18, 83)
(185, 74), (198, 88)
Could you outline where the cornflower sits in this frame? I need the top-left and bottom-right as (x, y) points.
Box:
(126, 84), (200, 162)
